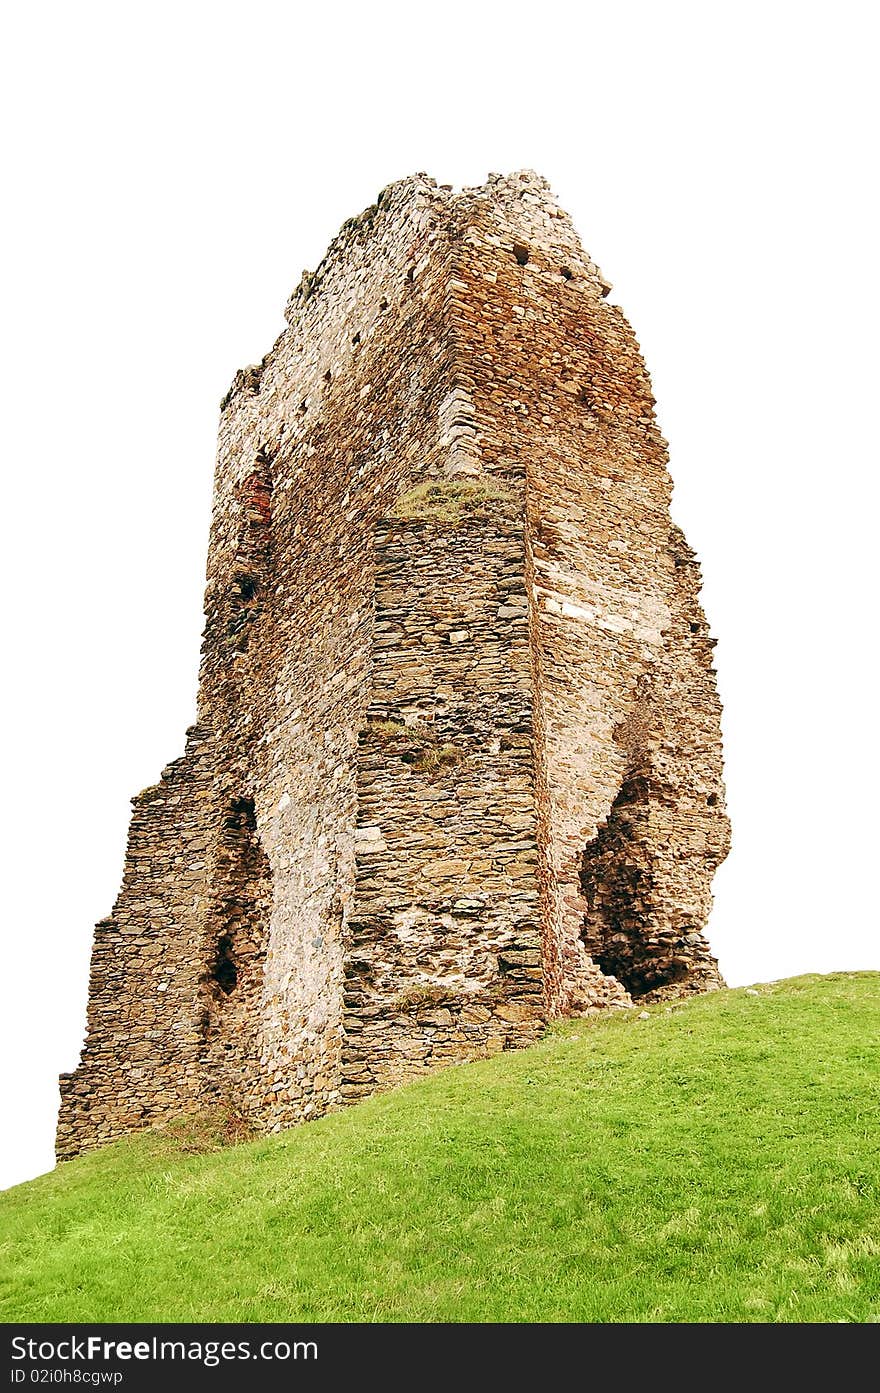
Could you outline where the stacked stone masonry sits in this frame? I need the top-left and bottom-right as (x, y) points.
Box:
(57, 171), (730, 1160)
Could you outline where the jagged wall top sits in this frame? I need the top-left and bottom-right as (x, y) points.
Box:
(221, 171), (612, 417)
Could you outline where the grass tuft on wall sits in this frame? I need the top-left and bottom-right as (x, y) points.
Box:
(390, 477), (516, 525)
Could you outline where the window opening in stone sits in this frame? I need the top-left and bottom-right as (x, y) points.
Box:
(228, 796), (257, 832)
(561, 267), (574, 280)
(213, 935), (238, 994)
(513, 243), (530, 266)
(352, 332), (361, 346)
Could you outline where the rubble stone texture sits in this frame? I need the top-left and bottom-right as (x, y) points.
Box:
(57, 171), (731, 1160)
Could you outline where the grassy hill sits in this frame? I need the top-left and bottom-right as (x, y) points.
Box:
(2, 974), (878, 1323)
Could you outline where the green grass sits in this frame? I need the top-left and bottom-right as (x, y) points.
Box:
(2, 974), (879, 1323)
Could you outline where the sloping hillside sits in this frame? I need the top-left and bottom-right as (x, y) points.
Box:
(2, 974), (878, 1323)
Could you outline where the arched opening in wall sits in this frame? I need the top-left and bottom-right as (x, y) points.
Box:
(580, 773), (687, 1000)
(512, 243), (529, 266)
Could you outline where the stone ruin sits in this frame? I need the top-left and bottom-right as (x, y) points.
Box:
(57, 171), (730, 1160)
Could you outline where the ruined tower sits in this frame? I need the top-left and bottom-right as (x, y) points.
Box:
(57, 172), (730, 1160)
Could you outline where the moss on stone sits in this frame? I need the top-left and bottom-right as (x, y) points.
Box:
(392, 983), (451, 1012)
(390, 477), (516, 525)
(364, 718), (464, 776)
(408, 742), (461, 774)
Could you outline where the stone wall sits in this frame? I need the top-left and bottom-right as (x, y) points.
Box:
(341, 507), (544, 1101)
(57, 171), (730, 1160)
(57, 725), (217, 1154)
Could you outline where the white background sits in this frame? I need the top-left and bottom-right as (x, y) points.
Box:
(1, 1), (876, 1191)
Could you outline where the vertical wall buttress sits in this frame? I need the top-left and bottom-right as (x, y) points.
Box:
(340, 508), (544, 1099)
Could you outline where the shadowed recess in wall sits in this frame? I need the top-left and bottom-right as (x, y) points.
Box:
(205, 797), (270, 1001)
(579, 772), (674, 999)
(200, 797), (272, 1106)
(225, 455), (274, 652)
